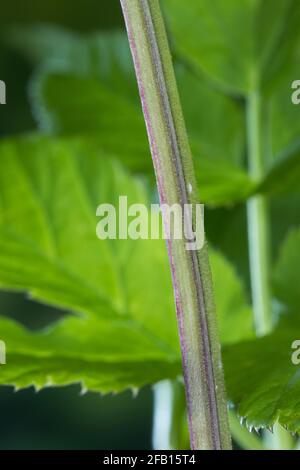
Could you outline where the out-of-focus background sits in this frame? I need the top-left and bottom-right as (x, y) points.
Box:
(2, 0), (300, 452)
(0, 0), (153, 450)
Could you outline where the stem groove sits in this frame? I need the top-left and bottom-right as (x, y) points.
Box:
(120, 0), (231, 450)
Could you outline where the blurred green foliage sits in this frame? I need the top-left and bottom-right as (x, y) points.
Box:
(0, 0), (153, 450)
(1, 0), (300, 449)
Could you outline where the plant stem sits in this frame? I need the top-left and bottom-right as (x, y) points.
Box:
(246, 90), (292, 449)
(120, 0), (231, 450)
(152, 380), (189, 450)
(246, 89), (273, 337)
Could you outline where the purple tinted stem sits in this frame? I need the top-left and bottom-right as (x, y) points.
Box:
(120, 0), (231, 450)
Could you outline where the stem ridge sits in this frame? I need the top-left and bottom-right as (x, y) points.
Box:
(139, 0), (221, 449)
(120, 0), (231, 449)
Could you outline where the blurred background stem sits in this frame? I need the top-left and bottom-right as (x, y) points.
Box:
(246, 89), (293, 450)
(228, 411), (265, 450)
(246, 89), (272, 337)
(152, 380), (189, 450)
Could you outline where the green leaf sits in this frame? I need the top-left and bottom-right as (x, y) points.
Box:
(164, 1), (300, 200)
(194, 157), (255, 206)
(7, 26), (255, 206)
(36, 70), (254, 205)
(164, 0), (300, 95)
(210, 250), (253, 345)
(0, 135), (252, 392)
(223, 327), (300, 433)
(257, 35), (300, 196)
(175, 64), (245, 168)
(10, 25), (245, 167)
(11, 23), (300, 202)
(273, 228), (300, 312)
(264, 35), (300, 161)
(270, 193), (300, 260)
(175, 65), (256, 205)
(258, 146), (300, 197)
(34, 72), (150, 173)
(165, 0), (300, 200)
(0, 316), (180, 393)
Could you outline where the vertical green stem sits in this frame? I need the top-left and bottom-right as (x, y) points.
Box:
(246, 89), (272, 337)
(246, 90), (293, 449)
(152, 380), (189, 450)
(120, 0), (231, 450)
